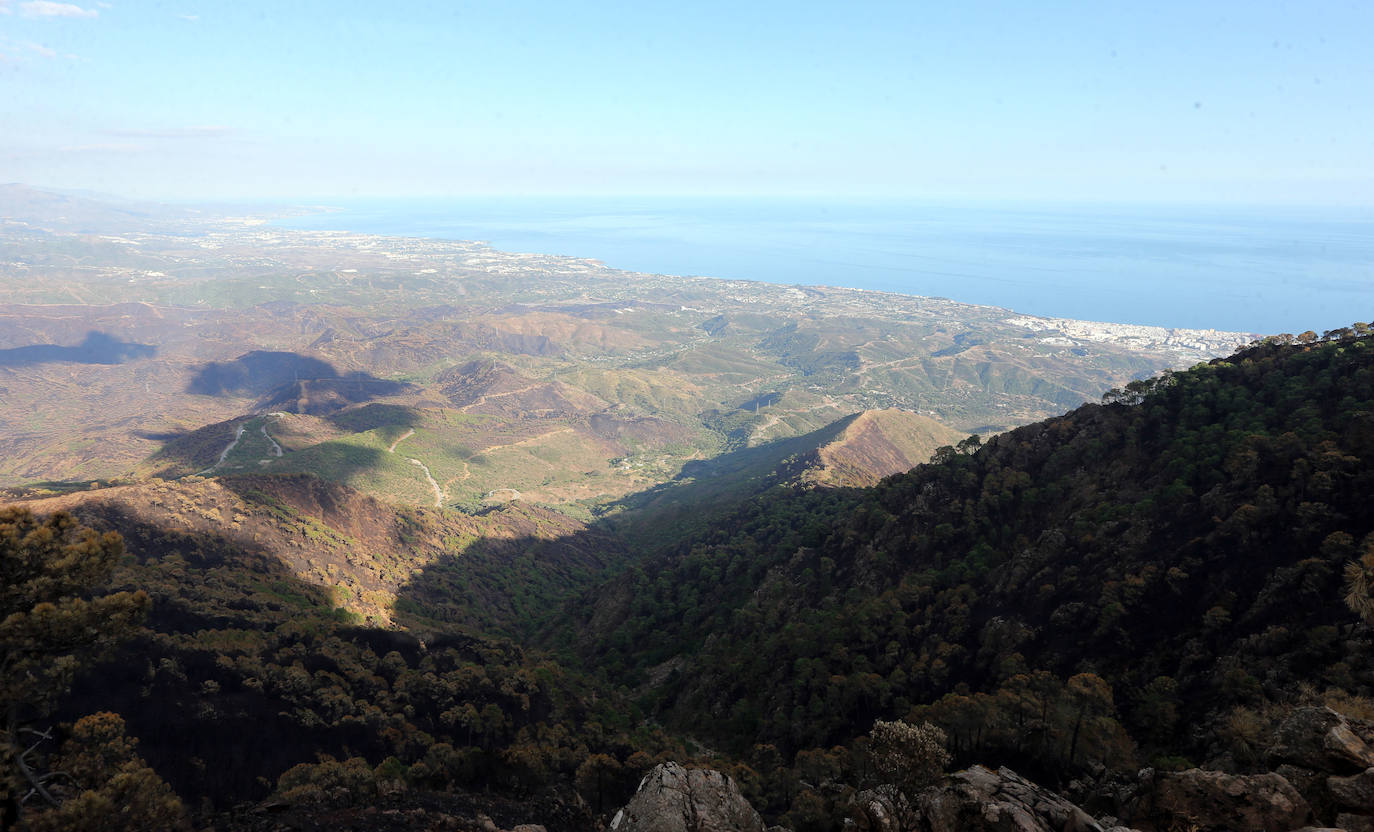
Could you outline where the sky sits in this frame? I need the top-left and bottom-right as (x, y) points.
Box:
(1, 0), (1371, 204)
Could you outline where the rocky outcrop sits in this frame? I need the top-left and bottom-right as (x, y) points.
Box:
(1262, 706), (1374, 827)
(610, 762), (765, 832)
(849, 785), (909, 832)
(1269, 707), (1374, 774)
(919, 766), (1106, 832)
(848, 766), (1111, 832)
(1127, 768), (1311, 832)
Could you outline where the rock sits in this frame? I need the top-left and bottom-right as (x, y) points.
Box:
(1276, 764), (1325, 797)
(911, 765), (1106, 832)
(609, 762), (765, 832)
(1337, 814), (1374, 832)
(1329, 768), (1374, 811)
(1269, 707), (1374, 774)
(510, 826), (548, 832)
(1277, 763), (1338, 820)
(850, 785), (907, 832)
(1128, 768), (1311, 832)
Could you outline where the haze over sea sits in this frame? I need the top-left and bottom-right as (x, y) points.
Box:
(275, 199), (1374, 336)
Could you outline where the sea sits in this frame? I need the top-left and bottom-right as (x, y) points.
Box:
(272, 198), (1374, 336)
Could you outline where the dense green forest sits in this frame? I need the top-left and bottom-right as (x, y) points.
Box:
(6, 328), (1374, 829)
(549, 328), (1374, 818)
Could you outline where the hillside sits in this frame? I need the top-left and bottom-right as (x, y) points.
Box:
(18, 473), (613, 625)
(20, 404), (961, 646)
(605, 408), (964, 551)
(546, 330), (1374, 819)
(808, 408), (968, 488)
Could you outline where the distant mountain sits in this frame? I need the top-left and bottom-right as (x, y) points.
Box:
(0, 183), (200, 232)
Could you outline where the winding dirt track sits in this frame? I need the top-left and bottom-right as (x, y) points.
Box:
(261, 423), (283, 457)
(386, 429), (443, 507)
(197, 423), (247, 475)
(409, 458), (444, 507)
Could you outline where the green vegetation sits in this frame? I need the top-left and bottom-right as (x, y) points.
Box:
(545, 331), (1374, 815)
(0, 508), (160, 828)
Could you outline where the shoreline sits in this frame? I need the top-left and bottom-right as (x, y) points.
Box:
(210, 220), (1262, 358)
(261, 198), (1356, 335)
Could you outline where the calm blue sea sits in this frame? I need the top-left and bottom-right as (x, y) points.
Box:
(273, 198), (1374, 335)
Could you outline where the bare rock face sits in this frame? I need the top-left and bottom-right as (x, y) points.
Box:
(900, 765), (1108, 832)
(1268, 707), (1374, 774)
(1128, 768), (1311, 832)
(610, 762), (765, 832)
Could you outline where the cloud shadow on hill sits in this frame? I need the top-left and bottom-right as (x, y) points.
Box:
(0, 331), (157, 367)
(187, 350), (414, 414)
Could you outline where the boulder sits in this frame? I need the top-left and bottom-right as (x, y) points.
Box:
(1328, 768), (1374, 812)
(1128, 768), (1311, 832)
(1269, 707), (1374, 774)
(850, 784), (908, 832)
(609, 762), (765, 832)
(910, 765), (1107, 832)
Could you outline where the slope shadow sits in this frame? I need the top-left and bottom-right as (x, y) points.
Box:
(56, 505), (367, 809)
(600, 415), (860, 549)
(386, 476), (870, 757)
(388, 415), (903, 647)
(48, 495), (615, 824)
(390, 506), (628, 642)
(0, 330), (157, 367)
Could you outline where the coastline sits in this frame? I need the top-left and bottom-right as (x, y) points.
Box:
(263, 197), (1369, 335)
(215, 220), (1261, 360)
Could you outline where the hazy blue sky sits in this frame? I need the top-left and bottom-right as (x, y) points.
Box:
(1, 1), (1371, 203)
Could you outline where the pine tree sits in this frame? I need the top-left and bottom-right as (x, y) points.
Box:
(1, 508), (149, 828)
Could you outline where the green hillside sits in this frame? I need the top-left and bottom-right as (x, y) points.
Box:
(550, 331), (1374, 801)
